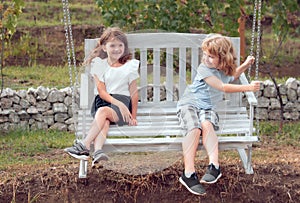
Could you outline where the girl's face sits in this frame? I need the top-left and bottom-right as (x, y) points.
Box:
(202, 51), (220, 69)
(103, 38), (125, 62)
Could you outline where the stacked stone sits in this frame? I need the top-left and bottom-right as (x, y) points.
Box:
(257, 78), (300, 120)
(0, 86), (79, 132)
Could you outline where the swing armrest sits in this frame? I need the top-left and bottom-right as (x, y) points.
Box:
(239, 73), (258, 106)
(79, 72), (95, 109)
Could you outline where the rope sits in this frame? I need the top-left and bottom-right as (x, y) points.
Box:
(62, 0), (79, 138)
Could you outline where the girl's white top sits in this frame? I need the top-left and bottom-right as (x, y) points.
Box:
(90, 57), (140, 96)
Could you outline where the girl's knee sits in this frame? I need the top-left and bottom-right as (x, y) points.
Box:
(96, 107), (111, 117)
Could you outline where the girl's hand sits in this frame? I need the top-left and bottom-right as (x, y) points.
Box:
(244, 56), (255, 67)
(250, 81), (261, 92)
(116, 101), (132, 123)
(128, 118), (138, 126)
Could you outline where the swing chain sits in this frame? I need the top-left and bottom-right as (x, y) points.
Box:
(62, 0), (79, 137)
(248, 0), (258, 79)
(247, 0), (262, 137)
(254, 0), (262, 137)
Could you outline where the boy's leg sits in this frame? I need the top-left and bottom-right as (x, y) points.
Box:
(177, 106), (206, 195)
(200, 120), (222, 184)
(179, 128), (206, 195)
(182, 128), (201, 173)
(201, 120), (219, 166)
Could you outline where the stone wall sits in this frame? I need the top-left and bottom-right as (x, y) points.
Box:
(255, 78), (300, 120)
(0, 86), (79, 132)
(0, 78), (299, 132)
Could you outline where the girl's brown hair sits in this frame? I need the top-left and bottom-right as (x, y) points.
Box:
(201, 34), (237, 76)
(84, 27), (132, 65)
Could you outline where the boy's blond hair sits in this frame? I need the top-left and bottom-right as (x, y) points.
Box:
(201, 34), (237, 76)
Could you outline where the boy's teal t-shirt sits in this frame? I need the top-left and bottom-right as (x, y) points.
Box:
(177, 64), (234, 111)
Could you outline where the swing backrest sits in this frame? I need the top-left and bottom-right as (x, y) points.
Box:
(83, 33), (243, 107)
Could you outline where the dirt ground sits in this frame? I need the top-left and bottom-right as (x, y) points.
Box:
(1, 135), (300, 203)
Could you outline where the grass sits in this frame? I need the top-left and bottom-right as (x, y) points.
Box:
(0, 65), (79, 90)
(19, 0), (102, 27)
(0, 129), (75, 170)
(259, 121), (300, 146)
(0, 121), (299, 171)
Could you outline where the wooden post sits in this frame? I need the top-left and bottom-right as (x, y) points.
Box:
(238, 6), (246, 60)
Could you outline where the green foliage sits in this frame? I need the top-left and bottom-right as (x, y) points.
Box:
(0, 0), (24, 40)
(263, 0), (300, 41)
(6, 31), (39, 66)
(95, 0), (244, 35)
(95, 0), (300, 40)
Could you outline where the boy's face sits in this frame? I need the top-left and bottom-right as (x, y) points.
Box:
(103, 38), (125, 62)
(202, 51), (219, 69)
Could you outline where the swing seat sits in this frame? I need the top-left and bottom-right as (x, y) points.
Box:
(77, 33), (258, 178)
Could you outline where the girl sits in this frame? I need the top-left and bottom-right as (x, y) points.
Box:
(64, 27), (139, 166)
(177, 34), (261, 195)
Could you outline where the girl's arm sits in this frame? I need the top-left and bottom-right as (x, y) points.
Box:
(93, 74), (132, 123)
(129, 79), (138, 126)
(204, 75), (261, 93)
(234, 56), (255, 80)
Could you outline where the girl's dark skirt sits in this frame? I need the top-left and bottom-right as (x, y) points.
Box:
(90, 94), (132, 126)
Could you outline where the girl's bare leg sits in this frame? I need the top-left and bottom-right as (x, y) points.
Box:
(93, 119), (110, 151)
(82, 107), (119, 150)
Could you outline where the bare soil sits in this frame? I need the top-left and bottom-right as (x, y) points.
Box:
(1, 136), (300, 203)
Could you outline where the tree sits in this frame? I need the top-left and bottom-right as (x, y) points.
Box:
(95, 0), (299, 40)
(0, 0), (24, 93)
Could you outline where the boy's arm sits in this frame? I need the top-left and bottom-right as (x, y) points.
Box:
(204, 76), (261, 93)
(234, 56), (255, 80)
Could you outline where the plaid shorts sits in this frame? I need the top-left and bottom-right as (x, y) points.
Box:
(177, 106), (219, 136)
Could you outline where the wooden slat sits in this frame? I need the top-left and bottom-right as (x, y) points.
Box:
(153, 48), (161, 102)
(166, 48), (174, 101)
(139, 48), (148, 103)
(102, 136), (258, 152)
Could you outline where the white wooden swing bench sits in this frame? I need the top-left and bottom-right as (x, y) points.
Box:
(77, 33), (258, 178)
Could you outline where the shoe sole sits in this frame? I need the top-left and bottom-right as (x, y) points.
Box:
(200, 173), (222, 184)
(179, 177), (206, 196)
(67, 152), (89, 160)
(92, 154), (109, 168)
